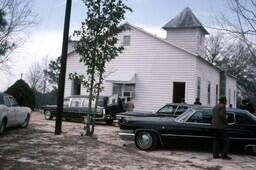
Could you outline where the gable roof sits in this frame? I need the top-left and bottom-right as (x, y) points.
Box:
(67, 22), (239, 79)
(123, 22), (222, 73)
(162, 7), (209, 34)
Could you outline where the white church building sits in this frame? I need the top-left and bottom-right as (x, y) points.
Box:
(64, 7), (237, 112)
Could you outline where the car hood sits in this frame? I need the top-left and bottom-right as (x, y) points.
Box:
(117, 111), (156, 117)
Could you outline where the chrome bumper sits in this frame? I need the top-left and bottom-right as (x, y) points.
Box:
(118, 131), (135, 141)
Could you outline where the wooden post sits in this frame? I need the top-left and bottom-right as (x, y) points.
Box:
(55, 0), (72, 135)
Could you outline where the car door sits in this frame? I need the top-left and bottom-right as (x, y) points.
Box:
(182, 110), (212, 138)
(9, 96), (24, 125)
(227, 112), (256, 140)
(3, 96), (16, 127)
(161, 110), (212, 140)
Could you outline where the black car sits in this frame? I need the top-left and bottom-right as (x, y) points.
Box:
(117, 103), (196, 122)
(119, 107), (256, 153)
(41, 95), (124, 124)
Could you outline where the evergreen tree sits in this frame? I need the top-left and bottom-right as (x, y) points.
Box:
(5, 79), (35, 110)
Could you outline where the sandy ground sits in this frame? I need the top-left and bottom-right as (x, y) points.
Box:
(0, 112), (256, 170)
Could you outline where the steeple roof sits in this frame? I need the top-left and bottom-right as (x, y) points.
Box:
(162, 7), (209, 34)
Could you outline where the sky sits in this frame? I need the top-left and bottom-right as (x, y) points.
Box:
(0, 0), (233, 91)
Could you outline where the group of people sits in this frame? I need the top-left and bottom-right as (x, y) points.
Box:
(118, 97), (134, 112)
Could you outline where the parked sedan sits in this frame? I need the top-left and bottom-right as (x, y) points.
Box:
(117, 103), (195, 122)
(119, 107), (256, 153)
(0, 93), (31, 135)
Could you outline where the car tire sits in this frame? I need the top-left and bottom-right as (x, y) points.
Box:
(245, 145), (256, 156)
(21, 115), (30, 128)
(135, 131), (158, 150)
(0, 119), (6, 135)
(106, 119), (113, 125)
(44, 111), (53, 120)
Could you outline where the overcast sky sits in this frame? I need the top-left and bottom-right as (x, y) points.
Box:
(0, 0), (233, 91)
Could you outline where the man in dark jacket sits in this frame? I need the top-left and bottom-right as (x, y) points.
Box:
(244, 98), (255, 114)
(194, 98), (202, 105)
(212, 96), (232, 160)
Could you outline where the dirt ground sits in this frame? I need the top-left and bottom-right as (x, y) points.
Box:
(0, 112), (256, 170)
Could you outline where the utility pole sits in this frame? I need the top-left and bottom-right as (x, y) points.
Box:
(55, 0), (72, 135)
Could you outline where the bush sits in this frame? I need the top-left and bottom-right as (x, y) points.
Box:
(5, 79), (35, 110)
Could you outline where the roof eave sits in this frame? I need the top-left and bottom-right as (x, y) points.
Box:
(162, 26), (209, 34)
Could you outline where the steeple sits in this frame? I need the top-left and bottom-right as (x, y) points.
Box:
(163, 7), (208, 56)
(163, 7), (208, 34)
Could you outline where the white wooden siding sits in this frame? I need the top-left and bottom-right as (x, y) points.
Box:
(65, 26), (197, 112)
(64, 52), (88, 97)
(196, 59), (220, 106)
(226, 76), (237, 108)
(101, 27), (197, 112)
(166, 28), (204, 56)
(64, 24), (237, 111)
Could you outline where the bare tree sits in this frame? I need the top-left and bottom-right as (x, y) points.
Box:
(0, 0), (35, 70)
(217, 0), (256, 64)
(222, 42), (256, 96)
(205, 32), (225, 64)
(26, 62), (44, 91)
(26, 57), (48, 93)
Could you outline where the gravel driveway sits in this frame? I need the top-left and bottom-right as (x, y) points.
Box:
(0, 112), (255, 170)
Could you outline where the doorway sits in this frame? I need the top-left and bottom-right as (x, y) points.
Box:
(173, 82), (185, 103)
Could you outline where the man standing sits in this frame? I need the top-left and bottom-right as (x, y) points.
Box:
(194, 98), (202, 105)
(211, 96), (232, 160)
(125, 97), (134, 112)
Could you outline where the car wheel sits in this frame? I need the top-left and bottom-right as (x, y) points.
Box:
(21, 115), (30, 128)
(0, 119), (6, 135)
(106, 119), (113, 125)
(245, 145), (256, 156)
(135, 131), (158, 150)
(44, 111), (53, 120)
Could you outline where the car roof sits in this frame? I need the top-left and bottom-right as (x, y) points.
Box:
(0, 92), (11, 98)
(65, 95), (109, 99)
(166, 103), (198, 107)
(193, 106), (254, 115)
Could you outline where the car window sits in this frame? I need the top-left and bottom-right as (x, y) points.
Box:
(97, 98), (104, 107)
(70, 98), (83, 107)
(4, 96), (11, 106)
(175, 106), (188, 116)
(157, 105), (177, 114)
(82, 98), (90, 107)
(175, 109), (194, 122)
(63, 98), (70, 107)
(226, 112), (235, 124)
(9, 97), (18, 106)
(0, 95), (4, 105)
(235, 115), (252, 125)
(186, 111), (212, 124)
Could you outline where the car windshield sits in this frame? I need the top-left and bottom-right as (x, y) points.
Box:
(157, 105), (176, 114)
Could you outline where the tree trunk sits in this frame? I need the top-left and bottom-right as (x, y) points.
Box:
(85, 63), (96, 136)
(91, 70), (104, 135)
